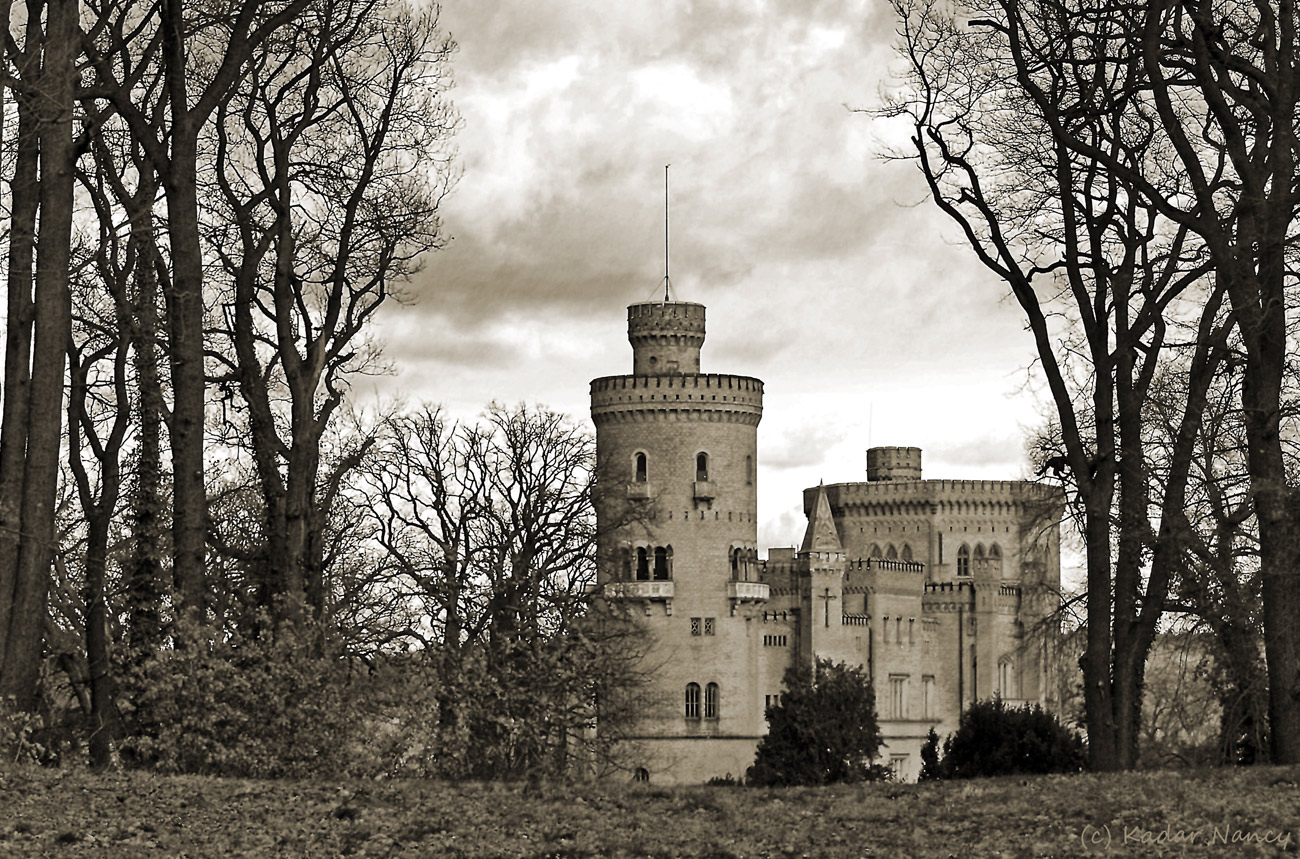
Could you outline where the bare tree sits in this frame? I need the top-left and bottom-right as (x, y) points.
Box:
(884, 0), (1234, 769)
(82, 0), (318, 622)
(204, 0), (456, 627)
(354, 403), (652, 778)
(0, 0), (81, 709)
(933, 0), (1300, 765)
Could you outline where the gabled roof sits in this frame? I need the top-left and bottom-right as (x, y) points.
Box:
(799, 482), (843, 554)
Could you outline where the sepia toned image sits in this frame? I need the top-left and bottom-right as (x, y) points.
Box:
(0, 0), (1298, 855)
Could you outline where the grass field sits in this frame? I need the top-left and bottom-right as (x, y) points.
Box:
(2, 764), (1298, 857)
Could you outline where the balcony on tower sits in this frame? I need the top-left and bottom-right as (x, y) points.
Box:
(604, 580), (674, 616)
(627, 481), (654, 501)
(727, 580), (769, 615)
(692, 480), (716, 501)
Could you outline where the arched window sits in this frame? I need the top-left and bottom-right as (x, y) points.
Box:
(957, 544), (971, 576)
(901, 543), (913, 562)
(869, 544), (883, 560)
(974, 544), (986, 575)
(989, 543), (1003, 575)
(696, 452), (710, 482)
(685, 683), (701, 719)
(654, 546), (670, 580)
(730, 548), (741, 580)
(745, 455), (753, 485)
(704, 682), (720, 719)
(886, 544), (898, 561)
(636, 546), (650, 581)
(620, 546), (631, 580)
(633, 767), (649, 782)
(634, 452), (648, 483)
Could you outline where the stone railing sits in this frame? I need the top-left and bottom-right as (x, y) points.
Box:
(604, 581), (674, 601)
(727, 581), (769, 601)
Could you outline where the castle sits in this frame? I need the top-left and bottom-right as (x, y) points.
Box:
(591, 299), (1064, 783)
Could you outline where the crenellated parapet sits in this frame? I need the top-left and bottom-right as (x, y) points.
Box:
(591, 374), (764, 426)
(808, 479), (1062, 518)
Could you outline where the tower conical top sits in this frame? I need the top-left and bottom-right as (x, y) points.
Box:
(800, 482), (842, 554)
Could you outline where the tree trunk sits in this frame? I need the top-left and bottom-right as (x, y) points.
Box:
(1082, 506), (1120, 770)
(160, 136), (208, 621)
(84, 514), (116, 767)
(128, 177), (166, 657)
(0, 82), (38, 672)
(0, 0), (76, 707)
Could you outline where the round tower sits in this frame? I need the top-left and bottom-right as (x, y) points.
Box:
(591, 298), (767, 781)
(592, 300), (763, 595)
(867, 446), (923, 482)
(628, 301), (706, 376)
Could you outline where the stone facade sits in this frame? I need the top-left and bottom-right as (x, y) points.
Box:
(592, 300), (1064, 783)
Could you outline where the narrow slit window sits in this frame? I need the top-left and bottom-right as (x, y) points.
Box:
(696, 452), (709, 482)
(634, 452), (648, 483)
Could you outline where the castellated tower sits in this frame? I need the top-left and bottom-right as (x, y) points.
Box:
(592, 300), (769, 783)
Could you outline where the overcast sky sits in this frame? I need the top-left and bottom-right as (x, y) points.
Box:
(368, 0), (1051, 551)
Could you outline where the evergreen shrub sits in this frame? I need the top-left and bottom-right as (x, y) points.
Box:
(747, 658), (885, 786)
(939, 698), (1085, 779)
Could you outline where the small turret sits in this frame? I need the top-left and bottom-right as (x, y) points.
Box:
(867, 446), (922, 482)
(628, 301), (705, 376)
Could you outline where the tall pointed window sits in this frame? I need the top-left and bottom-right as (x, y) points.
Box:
(886, 544), (898, 561)
(704, 683), (720, 719)
(696, 452), (710, 482)
(636, 546), (650, 581)
(957, 544), (971, 577)
(869, 544), (883, 560)
(685, 683), (701, 719)
(974, 544), (986, 575)
(634, 452), (648, 483)
(989, 543), (1003, 576)
(731, 548), (741, 580)
(901, 543), (913, 562)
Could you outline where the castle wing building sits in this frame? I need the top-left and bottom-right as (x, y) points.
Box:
(593, 299), (1063, 783)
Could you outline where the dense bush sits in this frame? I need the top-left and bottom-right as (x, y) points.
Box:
(120, 620), (364, 779)
(747, 658), (885, 786)
(938, 698), (1086, 779)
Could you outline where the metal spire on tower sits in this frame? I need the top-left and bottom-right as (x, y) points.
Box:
(663, 164), (671, 301)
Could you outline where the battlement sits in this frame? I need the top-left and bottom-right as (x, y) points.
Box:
(924, 581), (974, 593)
(628, 301), (706, 327)
(845, 558), (925, 573)
(591, 373), (764, 424)
(808, 479), (1061, 516)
